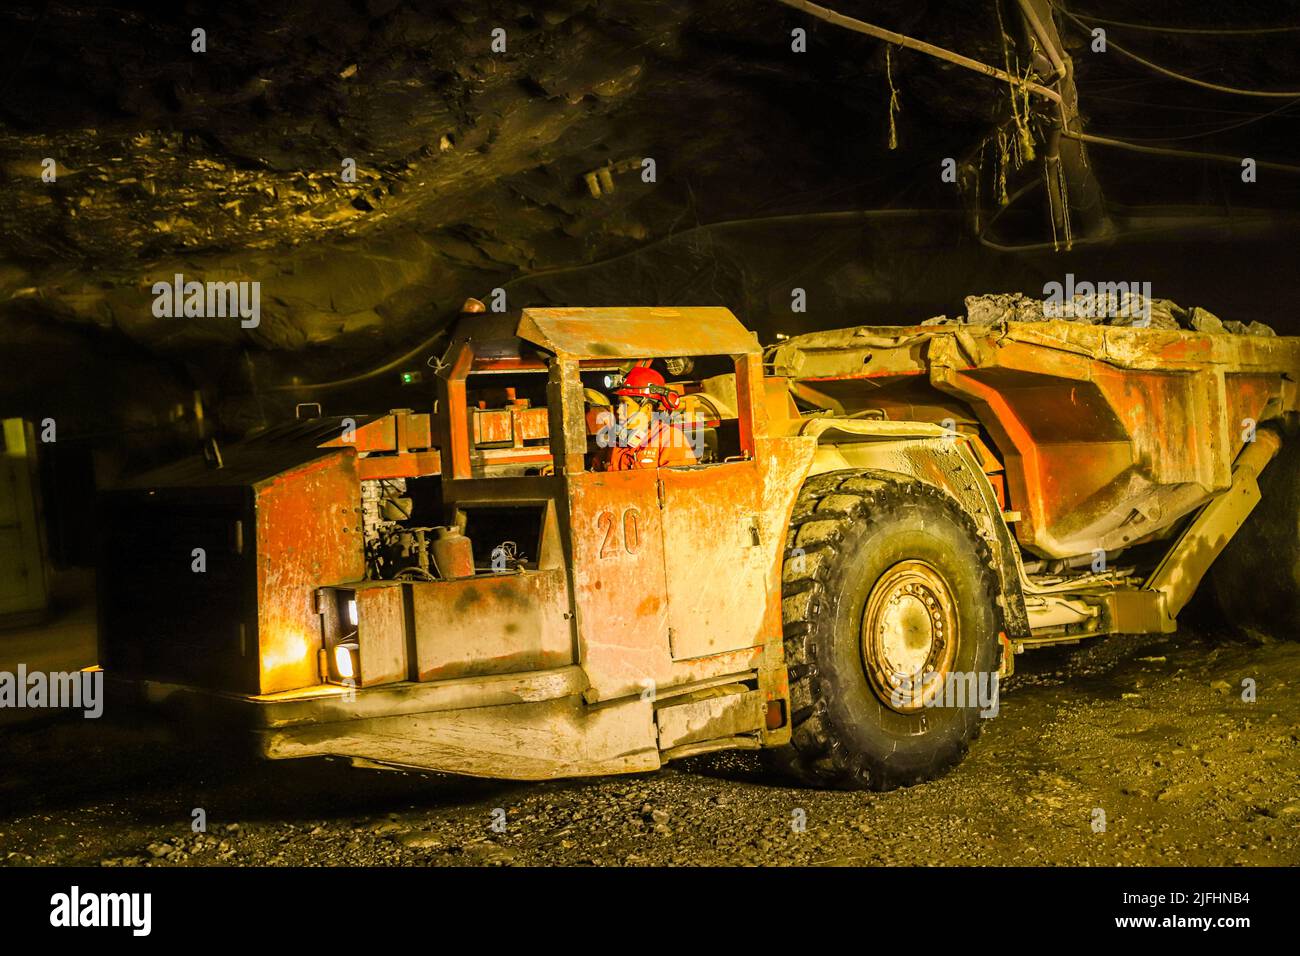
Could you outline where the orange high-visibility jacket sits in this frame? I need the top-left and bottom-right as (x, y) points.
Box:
(598, 419), (698, 470)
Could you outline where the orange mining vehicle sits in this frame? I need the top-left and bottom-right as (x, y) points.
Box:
(99, 306), (1300, 789)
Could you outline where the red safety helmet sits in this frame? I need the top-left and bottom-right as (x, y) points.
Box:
(614, 365), (679, 410)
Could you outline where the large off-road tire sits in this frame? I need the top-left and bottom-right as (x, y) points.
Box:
(772, 470), (1005, 790)
(1212, 435), (1300, 639)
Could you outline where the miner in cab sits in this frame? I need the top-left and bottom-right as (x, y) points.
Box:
(592, 364), (701, 471)
(99, 305), (1300, 790)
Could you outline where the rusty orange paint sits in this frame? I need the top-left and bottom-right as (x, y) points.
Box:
(567, 468), (669, 700)
(409, 571), (574, 681)
(254, 452), (363, 693)
(355, 450), (442, 481)
(318, 412), (432, 452)
(438, 339), (476, 480)
(518, 307), (760, 359)
(472, 405), (550, 446)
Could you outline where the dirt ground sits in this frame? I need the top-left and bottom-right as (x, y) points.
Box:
(1, 625), (1297, 867)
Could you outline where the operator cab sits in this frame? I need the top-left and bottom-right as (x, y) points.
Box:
(429, 307), (775, 687)
(440, 307), (763, 481)
(580, 357), (746, 468)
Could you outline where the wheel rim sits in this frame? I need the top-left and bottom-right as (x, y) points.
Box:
(861, 559), (959, 713)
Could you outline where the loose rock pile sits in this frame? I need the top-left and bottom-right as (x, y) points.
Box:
(921, 292), (1277, 335)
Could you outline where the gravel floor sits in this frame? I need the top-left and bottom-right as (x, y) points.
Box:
(2, 626), (1297, 867)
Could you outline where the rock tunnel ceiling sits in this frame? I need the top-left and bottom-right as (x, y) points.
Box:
(2, 0), (1300, 443)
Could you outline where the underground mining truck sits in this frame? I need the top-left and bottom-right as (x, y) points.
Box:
(99, 307), (1300, 790)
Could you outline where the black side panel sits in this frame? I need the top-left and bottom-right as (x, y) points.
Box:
(98, 486), (260, 694)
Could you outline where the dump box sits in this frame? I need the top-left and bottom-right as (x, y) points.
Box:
(773, 320), (1299, 560)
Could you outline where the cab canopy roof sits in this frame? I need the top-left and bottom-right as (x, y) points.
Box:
(516, 307), (759, 359)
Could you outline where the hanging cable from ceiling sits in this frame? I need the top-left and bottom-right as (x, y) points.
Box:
(1064, 131), (1300, 174)
(772, 0), (1064, 105)
(1057, 7), (1300, 36)
(885, 45), (902, 150)
(1055, 4), (1300, 98)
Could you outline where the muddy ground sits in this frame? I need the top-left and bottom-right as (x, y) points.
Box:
(1, 626), (1297, 867)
